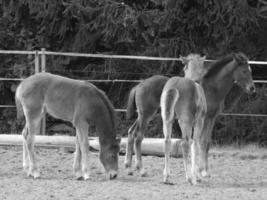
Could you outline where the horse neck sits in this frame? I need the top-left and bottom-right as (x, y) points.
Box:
(93, 87), (117, 146)
(202, 60), (237, 102)
(95, 116), (116, 146)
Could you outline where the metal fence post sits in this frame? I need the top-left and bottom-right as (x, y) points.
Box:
(34, 51), (39, 74)
(41, 48), (46, 135)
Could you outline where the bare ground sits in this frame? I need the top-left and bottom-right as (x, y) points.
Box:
(0, 145), (266, 200)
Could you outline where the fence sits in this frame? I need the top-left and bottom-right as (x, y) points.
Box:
(0, 49), (267, 135)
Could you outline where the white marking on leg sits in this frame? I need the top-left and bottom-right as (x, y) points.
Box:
(191, 140), (197, 185)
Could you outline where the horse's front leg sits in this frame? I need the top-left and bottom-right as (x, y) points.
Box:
(75, 121), (90, 180)
(24, 115), (41, 179)
(22, 125), (30, 172)
(73, 135), (82, 180)
(199, 118), (215, 178)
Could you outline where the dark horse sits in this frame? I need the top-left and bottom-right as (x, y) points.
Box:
(15, 72), (120, 180)
(125, 55), (206, 176)
(184, 52), (256, 179)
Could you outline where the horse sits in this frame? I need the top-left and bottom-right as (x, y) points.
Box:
(15, 72), (121, 180)
(124, 54), (206, 176)
(183, 52), (256, 179)
(160, 75), (207, 185)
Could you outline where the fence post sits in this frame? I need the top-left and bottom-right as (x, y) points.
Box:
(34, 51), (39, 73)
(40, 48), (46, 135)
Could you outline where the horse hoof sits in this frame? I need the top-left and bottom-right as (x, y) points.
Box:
(27, 170), (40, 179)
(200, 170), (210, 178)
(162, 181), (175, 185)
(140, 170), (148, 177)
(33, 171), (40, 179)
(163, 176), (174, 185)
(76, 176), (84, 181)
(83, 174), (90, 180)
(126, 170), (134, 176)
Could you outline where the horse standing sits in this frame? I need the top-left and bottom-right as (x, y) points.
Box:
(125, 55), (206, 176)
(183, 52), (256, 178)
(160, 76), (207, 185)
(15, 72), (120, 180)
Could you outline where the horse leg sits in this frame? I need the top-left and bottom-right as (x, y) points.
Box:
(180, 121), (194, 185)
(192, 116), (205, 182)
(199, 118), (214, 178)
(75, 121), (90, 180)
(161, 89), (178, 184)
(73, 135), (82, 180)
(22, 125), (30, 172)
(134, 117), (148, 177)
(124, 120), (138, 175)
(23, 110), (42, 178)
(162, 120), (173, 184)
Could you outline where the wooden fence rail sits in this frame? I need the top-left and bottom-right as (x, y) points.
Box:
(0, 134), (182, 157)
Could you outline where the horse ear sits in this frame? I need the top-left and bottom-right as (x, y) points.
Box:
(180, 55), (188, 65)
(233, 52), (248, 64)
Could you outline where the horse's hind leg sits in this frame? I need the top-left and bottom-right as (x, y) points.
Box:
(23, 110), (42, 178)
(162, 120), (173, 184)
(161, 89), (178, 184)
(124, 120), (138, 175)
(73, 135), (82, 179)
(179, 120), (194, 185)
(134, 116), (149, 177)
(75, 121), (90, 180)
(192, 117), (205, 183)
(22, 125), (30, 172)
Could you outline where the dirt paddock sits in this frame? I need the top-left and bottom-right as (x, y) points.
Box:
(0, 145), (266, 200)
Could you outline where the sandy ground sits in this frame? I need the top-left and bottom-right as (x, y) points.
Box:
(0, 145), (266, 200)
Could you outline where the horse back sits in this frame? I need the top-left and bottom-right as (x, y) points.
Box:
(16, 73), (114, 126)
(135, 75), (169, 114)
(162, 77), (202, 120)
(127, 75), (169, 120)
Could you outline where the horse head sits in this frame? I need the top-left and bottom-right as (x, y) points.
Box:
(99, 136), (121, 179)
(233, 52), (256, 94)
(181, 53), (207, 82)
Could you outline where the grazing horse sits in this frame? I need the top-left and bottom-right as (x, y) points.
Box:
(160, 76), (207, 185)
(183, 52), (256, 178)
(124, 54), (206, 176)
(15, 72), (120, 180)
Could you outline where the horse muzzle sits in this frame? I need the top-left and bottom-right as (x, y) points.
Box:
(247, 84), (256, 95)
(107, 170), (118, 180)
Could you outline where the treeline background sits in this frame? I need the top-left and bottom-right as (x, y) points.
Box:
(0, 0), (267, 145)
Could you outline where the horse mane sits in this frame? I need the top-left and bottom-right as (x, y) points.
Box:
(95, 88), (117, 129)
(203, 54), (234, 79)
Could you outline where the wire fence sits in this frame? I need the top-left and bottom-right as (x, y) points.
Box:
(0, 49), (267, 120)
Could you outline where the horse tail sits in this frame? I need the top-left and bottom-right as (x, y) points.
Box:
(160, 89), (179, 121)
(126, 86), (137, 120)
(15, 84), (25, 120)
(95, 88), (116, 128)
